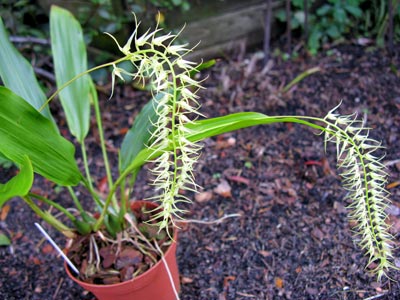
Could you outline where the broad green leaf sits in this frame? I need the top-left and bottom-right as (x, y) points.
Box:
(123, 112), (322, 173)
(0, 155), (33, 207)
(0, 86), (82, 185)
(345, 5), (363, 18)
(317, 4), (331, 16)
(0, 18), (53, 120)
(50, 6), (91, 143)
(326, 24), (340, 39)
(120, 94), (160, 171)
(333, 8), (347, 24)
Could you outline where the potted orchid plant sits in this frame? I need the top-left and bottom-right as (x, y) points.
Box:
(0, 6), (396, 299)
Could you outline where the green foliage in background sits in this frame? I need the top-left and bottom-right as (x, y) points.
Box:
(0, 5), (397, 282)
(0, 0), (48, 38)
(0, 0), (191, 85)
(0, 0), (189, 42)
(276, 0), (400, 55)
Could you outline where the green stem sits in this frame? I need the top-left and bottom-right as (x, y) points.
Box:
(93, 48), (176, 231)
(91, 82), (117, 209)
(28, 193), (76, 221)
(93, 169), (130, 231)
(67, 186), (85, 214)
(169, 58), (180, 200)
(80, 177), (103, 208)
(81, 142), (94, 192)
(39, 56), (133, 112)
(118, 176), (127, 223)
(23, 196), (75, 238)
(79, 144), (108, 208)
(128, 167), (139, 194)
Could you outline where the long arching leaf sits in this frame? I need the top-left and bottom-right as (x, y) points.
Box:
(121, 112), (322, 174)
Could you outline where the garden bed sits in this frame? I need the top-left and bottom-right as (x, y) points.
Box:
(0, 42), (399, 300)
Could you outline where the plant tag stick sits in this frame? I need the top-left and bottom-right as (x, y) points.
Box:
(34, 222), (79, 275)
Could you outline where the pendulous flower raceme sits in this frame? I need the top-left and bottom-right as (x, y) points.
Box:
(322, 106), (395, 280)
(107, 17), (204, 231)
(105, 16), (395, 280)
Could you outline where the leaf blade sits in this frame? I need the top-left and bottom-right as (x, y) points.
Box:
(50, 5), (91, 142)
(0, 17), (53, 120)
(0, 87), (82, 186)
(0, 155), (33, 207)
(120, 94), (160, 171)
(123, 112), (321, 173)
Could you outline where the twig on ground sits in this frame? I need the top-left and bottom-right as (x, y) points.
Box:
(10, 36), (49, 45)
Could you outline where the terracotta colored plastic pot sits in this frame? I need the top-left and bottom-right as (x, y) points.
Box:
(65, 201), (180, 300)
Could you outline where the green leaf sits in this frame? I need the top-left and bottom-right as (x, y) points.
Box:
(333, 8), (347, 24)
(122, 112), (322, 173)
(0, 234), (11, 246)
(104, 213), (122, 237)
(308, 29), (322, 54)
(0, 17), (53, 120)
(317, 4), (331, 16)
(0, 151), (13, 168)
(0, 155), (33, 207)
(120, 94), (160, 171)
(50, 6), (91, 143)
(72, 219), (92, 235)
(275, 9), (287, 22)
(0, 86), (82, 186)
(345, 5), (363, 18)
(326, 24), (340, 38)
(185, 112), (279, 141)
(189, 59), (216, 77)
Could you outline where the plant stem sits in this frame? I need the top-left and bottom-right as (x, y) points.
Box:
(91, 82), (117, 209)
(66, 186), (86, 215)
(93, 48), (176, 231)
(81, 142), (94, 192)
(79, 145), (110, 209)
(28, 193), (76, 221)
(23, 196), (75, 238)
(93, 170), (129, 231)
(81, 177), (104, 208)
(39, 56), (132, 112)
(118, 178), (127, 224)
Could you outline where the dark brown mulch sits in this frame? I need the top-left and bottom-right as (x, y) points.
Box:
(0, 42), (399, 300)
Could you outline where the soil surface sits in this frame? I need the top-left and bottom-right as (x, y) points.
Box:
(0, 42), (400, 300)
